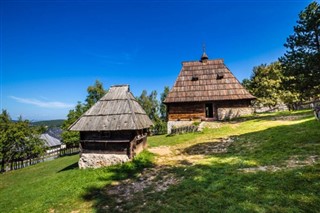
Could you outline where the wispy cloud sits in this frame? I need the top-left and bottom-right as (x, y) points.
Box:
(10, 96), (74, 109)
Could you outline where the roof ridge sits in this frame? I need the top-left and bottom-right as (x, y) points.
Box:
(79, 112), (147, 117)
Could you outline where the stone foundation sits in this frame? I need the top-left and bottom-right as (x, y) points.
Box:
(167, 107), (254, 133)
(218, 107), (254, 120)
(167, 121), (195, 134)
(79, 153), (130, 169)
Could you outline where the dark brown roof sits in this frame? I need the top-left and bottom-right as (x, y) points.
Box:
(164, 58), (255, 103)
(69, 85), (153, 131)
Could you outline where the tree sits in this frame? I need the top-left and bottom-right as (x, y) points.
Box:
(61, 102), (86, 147)
(243, 62), (285, 108)
(85, 80), (107, 109)
(61, 80), (107, 147)
(160, 86), (170, 121)
(0, 110), (45, 172)
(279, 1), (320, 102)
(0, 110), (11, 172)
(136, 90), (160, 122)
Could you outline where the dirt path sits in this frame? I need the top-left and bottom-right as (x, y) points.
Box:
(148, 137), (235, 166)
(103, 134), (319, 211)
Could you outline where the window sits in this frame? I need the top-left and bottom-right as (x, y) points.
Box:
(191, 76), (199, 81)
(217, 73), (224, 80)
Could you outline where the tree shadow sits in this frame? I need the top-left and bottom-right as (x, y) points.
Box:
(58, 162), (79, 172)
(81, 119), (320, 212)
(184, 119), (320, 165)
(232, 110), (313, 123)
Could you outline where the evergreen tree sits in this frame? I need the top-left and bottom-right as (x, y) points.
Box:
(136, 90), (160, 122)
(279, 1), (320, 101)
(160, 86), (170, 121)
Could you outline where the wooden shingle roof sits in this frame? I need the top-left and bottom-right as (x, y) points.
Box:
(164, 58), (255, 103)
(69, 85), (153, 131)
(40, 133), (62, 147)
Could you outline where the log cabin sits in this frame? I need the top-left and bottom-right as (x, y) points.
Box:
(69, 85), (153, 168)
(164, 52), (255, 133)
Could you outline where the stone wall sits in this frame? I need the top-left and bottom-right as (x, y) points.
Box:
(167, 107), (254, 133)
(217, 107), (254, 120)
(78, 153), (130, 169)
(254, 103), (288, 113)
(167, 121), (195, 134)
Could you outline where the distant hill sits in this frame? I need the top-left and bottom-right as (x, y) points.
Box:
(31, 119), (65, 127)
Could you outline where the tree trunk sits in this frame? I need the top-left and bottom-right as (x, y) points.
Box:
(1, 158), (5, 172)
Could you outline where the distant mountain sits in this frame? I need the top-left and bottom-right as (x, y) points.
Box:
(31, 119), (65, 127)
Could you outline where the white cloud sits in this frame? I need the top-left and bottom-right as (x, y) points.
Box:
(10, 96), (74, 109)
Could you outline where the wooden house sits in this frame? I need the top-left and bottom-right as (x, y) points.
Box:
(164, 52), (255, 132)
(40, 133), (65, 154)
(69, 85), (153, 168)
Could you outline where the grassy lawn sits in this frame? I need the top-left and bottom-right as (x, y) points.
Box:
(0, 152), (154, 212)
(1, 110), (320, 212)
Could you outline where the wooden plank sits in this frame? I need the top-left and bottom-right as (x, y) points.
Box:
(81, 149), (127, 154)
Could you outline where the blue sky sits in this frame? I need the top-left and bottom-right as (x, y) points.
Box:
(1, 0), (313, 121)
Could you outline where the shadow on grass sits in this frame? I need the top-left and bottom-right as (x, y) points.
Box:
(83, 161), (320, 212)
(184, 119), (320, 165)
(82, 119), (320, 212)
(232, 110), (314, 123)
(81, 151), (155, 211)
(58, 162), (79, 172)
(183, 141), (226, 155)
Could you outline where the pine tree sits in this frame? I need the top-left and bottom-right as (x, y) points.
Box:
(279, 1), (320, 101)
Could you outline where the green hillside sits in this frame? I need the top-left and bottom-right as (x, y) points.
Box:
(1, 110), (320, 212)
(31, 119), (65, 127)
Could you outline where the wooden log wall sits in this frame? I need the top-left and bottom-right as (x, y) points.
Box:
(167, 100), (252, 121)
(81, 141), (130, 154)
(80, 131), (134, 141)
(168, 102), (204, 121)
(80, 130), (148, 159)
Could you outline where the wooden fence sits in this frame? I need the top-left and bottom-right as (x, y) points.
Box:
(1, 147), (79, 172)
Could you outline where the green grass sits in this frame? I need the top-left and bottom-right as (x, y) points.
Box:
(148, 131), (203, 147)
(0, 152), (154, 212)
(1, 110), (320, 212)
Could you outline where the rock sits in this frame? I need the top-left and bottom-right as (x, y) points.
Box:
(78, 153), (130, 169)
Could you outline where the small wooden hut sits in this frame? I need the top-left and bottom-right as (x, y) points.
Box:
(69, 85), (153, 168)
(164, 52), (255, 133)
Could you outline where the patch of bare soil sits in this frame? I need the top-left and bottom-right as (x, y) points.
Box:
(183, 137), (235, 155)
(103, 137), (236, 211)
(105, 137), (319, 211)
(239, 155), (319, 173)
(148, 137), (235, 166)
(104, 165), (182, 211)
(148, 146), (172, 156)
